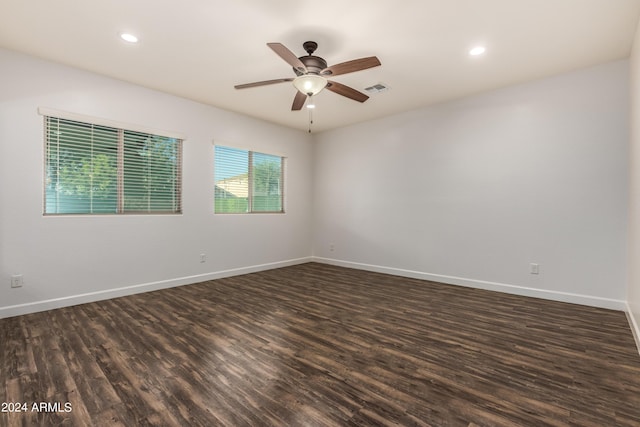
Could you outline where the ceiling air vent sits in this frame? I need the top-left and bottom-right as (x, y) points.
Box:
(364, 83), (389, 94)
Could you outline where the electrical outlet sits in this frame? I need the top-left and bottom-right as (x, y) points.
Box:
(200, 253), (206, 263)
(329, 244), (335, 252)
(11, 274), (23, 288)
(530, 263), (540, 275)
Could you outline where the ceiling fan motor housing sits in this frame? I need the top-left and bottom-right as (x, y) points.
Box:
(295, 55), (328, 76)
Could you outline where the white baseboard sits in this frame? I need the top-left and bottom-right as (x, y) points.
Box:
(626, 303), (640, 356)
(3, 255), (631, 328)
(312, 256), (627, 311)
(0, 257), (313, 319)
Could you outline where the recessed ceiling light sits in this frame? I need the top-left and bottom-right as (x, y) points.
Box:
(469, 46), (486, 56)
(119, 33), (139, 43)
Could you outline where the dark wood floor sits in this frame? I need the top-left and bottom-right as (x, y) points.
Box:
(1, 263), (640, 426)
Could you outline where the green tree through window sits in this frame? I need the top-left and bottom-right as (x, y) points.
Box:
(252, 152), (283, 212)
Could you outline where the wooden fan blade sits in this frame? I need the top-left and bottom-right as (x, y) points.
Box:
(234, 78), (293, 89)
(291, 91), (307, 111)
(267, 43), (307, 74)
(326, 81), (369, 103)
(321, 56), (381, 76)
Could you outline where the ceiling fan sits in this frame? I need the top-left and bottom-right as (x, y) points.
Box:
(234, 41), (381, 111)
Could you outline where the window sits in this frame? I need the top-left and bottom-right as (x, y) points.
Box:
(44, 116), (182, 215)
(214, 145), (284, 213)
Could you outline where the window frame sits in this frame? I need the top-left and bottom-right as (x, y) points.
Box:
(40, 108), (184, 216)
(214, 144), (285, 214)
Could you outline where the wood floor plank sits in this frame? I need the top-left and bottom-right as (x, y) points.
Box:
(1, 262), (640, 426)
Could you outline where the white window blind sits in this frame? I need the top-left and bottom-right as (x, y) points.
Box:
(44, 116), (182, 215)
(214, 145), (284, 213)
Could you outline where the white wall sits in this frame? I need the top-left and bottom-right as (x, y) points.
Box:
(313, 60), (629, 309)
(0, 48), (314, 318)
(0, 47), (632, 320)
(629, 21), (640, 349)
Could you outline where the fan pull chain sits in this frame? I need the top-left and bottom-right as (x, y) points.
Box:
(307, 94), (314, 133)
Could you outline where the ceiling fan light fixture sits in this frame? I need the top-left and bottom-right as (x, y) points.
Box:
(293, 74), (327, 96)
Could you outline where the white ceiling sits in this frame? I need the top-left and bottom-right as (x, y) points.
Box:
(1, 0), (639, 133)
